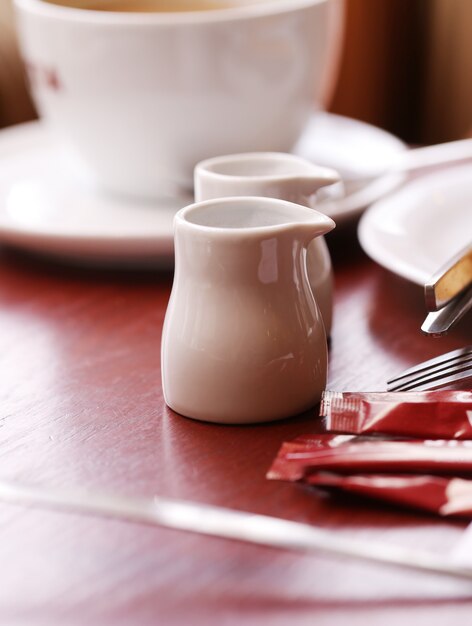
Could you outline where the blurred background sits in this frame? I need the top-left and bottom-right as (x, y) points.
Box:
(1, 0), (471, 144)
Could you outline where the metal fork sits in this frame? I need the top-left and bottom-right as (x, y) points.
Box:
(387, 345), (472, 391)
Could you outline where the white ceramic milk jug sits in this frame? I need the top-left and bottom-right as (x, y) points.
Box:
(161, 196), (336, 425)
(194, 153), (339, 334)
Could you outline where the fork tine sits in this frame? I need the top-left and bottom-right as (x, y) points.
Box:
(387, 360), (472, 391)
(388, 365), (472, 392)
(387, 353), (472, 391)
(387, 345), (472, 386)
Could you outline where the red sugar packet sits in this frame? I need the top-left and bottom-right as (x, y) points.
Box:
(305, 472), (472, 518)
(320, 390), (472, 439)
(267, 434), (472, 480)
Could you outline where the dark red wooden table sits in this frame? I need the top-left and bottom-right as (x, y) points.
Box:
(0, 214), (471, 625)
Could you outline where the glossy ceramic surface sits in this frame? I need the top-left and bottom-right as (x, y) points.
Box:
(195, 152), (338, 333)
(14, 0), (343, 199)
(358, 164), (472, 285)
(161, 196), (335, 424)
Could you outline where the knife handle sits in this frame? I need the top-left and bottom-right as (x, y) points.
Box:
(422, 284), (472, 336)
(425, 243), (472, 312)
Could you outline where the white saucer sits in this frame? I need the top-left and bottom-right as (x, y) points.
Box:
(358, 163), (472, 285)
(0, 114), (407, 266)
(0, 121), (193, 267)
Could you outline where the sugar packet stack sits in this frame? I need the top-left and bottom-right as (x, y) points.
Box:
(267, 391), (472, 517)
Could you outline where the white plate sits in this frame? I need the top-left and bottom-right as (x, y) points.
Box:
(358, 163), (472, 285)
(0, 114), (407, 266)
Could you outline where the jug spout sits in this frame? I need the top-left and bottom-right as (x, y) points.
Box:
(194, 152), (340, 205)
(292, 208), (336, 244)
(293, 165), (340, 198)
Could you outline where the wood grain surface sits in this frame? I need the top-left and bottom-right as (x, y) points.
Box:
(0, 218), (471, 626)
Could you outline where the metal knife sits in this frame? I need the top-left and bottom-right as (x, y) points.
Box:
(1, 479), (472, 582)
(422, 283), (472, 336)
(425, 242), (472, 312)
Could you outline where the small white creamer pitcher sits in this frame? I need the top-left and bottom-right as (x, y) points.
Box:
(194, 152), (339, 334)
(161, 196), (335, 424)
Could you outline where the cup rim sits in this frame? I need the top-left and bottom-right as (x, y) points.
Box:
(195, 152), (339, 183)
(175, 196), (335, 236)
(14, 0), (328, 25)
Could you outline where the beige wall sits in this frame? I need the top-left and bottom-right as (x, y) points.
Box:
(329, 0), (427, 143)
(0, 0), (35, 127)
(421, 0), (472, 142)
(330, 0), (472, 143)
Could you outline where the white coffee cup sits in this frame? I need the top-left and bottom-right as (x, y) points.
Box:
(13, 0), (344, 200)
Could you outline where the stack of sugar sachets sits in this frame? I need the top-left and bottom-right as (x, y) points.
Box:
(267, 390), (472, 517)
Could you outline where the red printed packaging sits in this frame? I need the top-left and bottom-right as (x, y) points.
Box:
(267, 434), (472, 480)
(267, 434), (472, 517)
(320, 390), (472, 439)
(305, 472), (472, 518)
